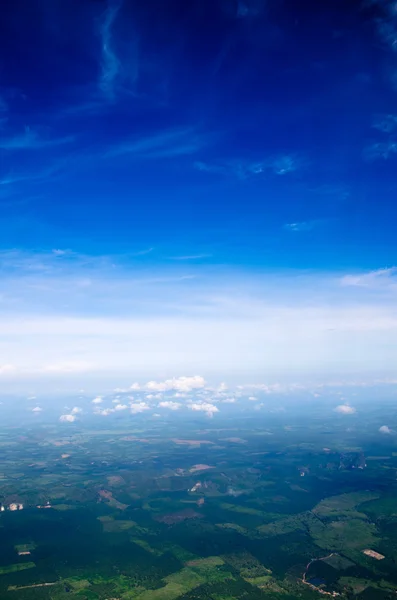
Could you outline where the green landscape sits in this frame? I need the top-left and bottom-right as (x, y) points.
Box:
(1, 405), (397, 600)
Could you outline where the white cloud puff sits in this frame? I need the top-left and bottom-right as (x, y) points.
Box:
(130, 402), (150, 414)
(379, 425), (392, 434)
(130, 383), (140, 390)
(32, 406), (42, 412)
(92, 396), (103, 404)
(114, 403), (128, 411)
(59, 414), (76, 422)
(189, 402), (219, 417)
(96, 408), (114, 416)
(146, 375), (206, 393)
(334, 404), (356, 414)
(158, 401), (182, 410)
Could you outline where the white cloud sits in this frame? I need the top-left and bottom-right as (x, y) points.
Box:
(130, 401), (150, 414)
(32, 406), (42, 412)
(3, 252), (397, 392)
(341, 267), (397, 288)
(114, 403), (128, 411)
(92, 396), (103, 404)
(59, 414), (76, 422)
(334, 404), (356, 414)
(27, 395), (37, 400)
(96, 408), (114, 416)
(158, 401), (182, 410)
(0, 364), (16, 375)
(284, 221), (317, 232)
(379, 425), (392, 434)
(189, 402), (219, 417)
(71, 407), (82, 414)
(130, 383), (140, 390)
(248, 396), (257, 401)
(221, 397), (236, 403)
(146, 375), (206, 392)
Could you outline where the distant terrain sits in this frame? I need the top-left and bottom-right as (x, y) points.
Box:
(1, 405), (397, 599)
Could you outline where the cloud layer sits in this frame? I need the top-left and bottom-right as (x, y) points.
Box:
(0, 251), (396, 390)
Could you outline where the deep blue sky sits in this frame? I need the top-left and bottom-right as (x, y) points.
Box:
(1, 0), (396, 269)
(1, 0), (397, 389)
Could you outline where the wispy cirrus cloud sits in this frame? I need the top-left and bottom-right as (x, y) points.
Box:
(107, 127), (208, 160)
(341, 267), (397, 288)
(99, 0), (123, 98)
(271, 155), (301, 175)
(194, 154), (303, 179)
(0, 127), (74, 151)
(373, 114), (397, 133)
(170, 254), (212, 261)
(363, 141), (397, 160)
(366, 0), (397, 52)
(284, 220), (319, 232)
(194, 159), (265, 179)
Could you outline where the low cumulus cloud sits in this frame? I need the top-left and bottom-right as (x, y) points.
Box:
(379, 425), (392, 434)
(92, 396), (103, 404)
(59, 414), (76, 422)
(146, 375), (206, 393)
(334, 404), (356, 414)
(189, 402), (219, 417)
(130, 401), (150, 414)
(95, 408), (114, 416)
(32, 406), (43, 412)
(158, 401), (182, 410)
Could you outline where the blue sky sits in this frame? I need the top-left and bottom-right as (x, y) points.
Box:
(1, 0), (397, 392)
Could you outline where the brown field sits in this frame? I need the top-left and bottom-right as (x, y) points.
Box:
(189, 464), (215, 473)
